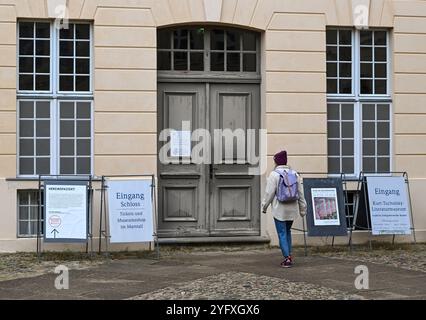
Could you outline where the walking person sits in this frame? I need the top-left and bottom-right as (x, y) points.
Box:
(262, 150), (307, 268)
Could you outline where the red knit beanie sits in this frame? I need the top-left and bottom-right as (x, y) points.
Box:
(273, 150), (288, 166)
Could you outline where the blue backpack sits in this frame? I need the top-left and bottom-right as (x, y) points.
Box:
(275, 169), (300, 203)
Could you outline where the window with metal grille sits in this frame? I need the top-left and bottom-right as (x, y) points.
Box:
(17, 190), (44, 237)
(157, 27), (259, 73)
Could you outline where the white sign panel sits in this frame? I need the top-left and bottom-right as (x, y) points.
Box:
(45, 184), (88, 242)
(367, 177), (411, 235)
(107, 180), (154, 243)
(311, 188), (341, 226)
(171, 130), (191, 157)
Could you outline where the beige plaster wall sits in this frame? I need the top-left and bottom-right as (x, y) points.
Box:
(0, 0), (425, 251)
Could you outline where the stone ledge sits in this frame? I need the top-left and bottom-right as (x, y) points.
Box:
(158, 236), (271, 245)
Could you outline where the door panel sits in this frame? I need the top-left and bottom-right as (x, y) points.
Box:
(157, 83), (208, 237)
(209, 84), (260, 236)
(163, 185), (197, 221)
(165, 94), (196, 130)
(218, 92), (251, 161)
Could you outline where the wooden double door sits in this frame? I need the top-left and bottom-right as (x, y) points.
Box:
(157, 82), (260, 238)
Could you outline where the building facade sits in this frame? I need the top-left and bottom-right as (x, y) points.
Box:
(0, 0), (425, 252)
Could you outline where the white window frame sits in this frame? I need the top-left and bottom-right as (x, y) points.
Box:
(17, 20), (93, 178)
(17, 99), (53, 177)
(56, 23), (93, 95)
(17, 21), (54, 95)
(327, 102), (357, 175)
(327, 28), (392, 178)
(359, 102), (393, 175)
(357, 30), (391, 98)
(326, 28), (355, 97)
(17, 99), (93, 178)
(56, 100), (94, 175)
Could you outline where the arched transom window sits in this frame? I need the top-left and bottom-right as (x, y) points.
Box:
(157, 27), (260, 74)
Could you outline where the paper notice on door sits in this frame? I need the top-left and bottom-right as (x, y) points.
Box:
(171, 130), (191, 157)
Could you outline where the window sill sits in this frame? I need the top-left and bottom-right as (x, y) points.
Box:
(7, 176), (102, 182)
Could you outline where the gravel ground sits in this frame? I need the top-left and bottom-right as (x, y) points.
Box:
(0, 253), (105, 281)
(129, 271), (364, 300)
(309, 243), (426, 273)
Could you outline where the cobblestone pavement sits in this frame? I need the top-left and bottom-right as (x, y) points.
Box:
(310, 243), (426, 273)
(129, 271), (363, 300)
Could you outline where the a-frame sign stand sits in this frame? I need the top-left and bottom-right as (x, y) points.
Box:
(348, 171), (417, 252)
(36, 175), (94, 261)
(98, 174), (159, 259)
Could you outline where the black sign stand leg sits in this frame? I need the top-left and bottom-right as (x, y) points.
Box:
(84, 177), (93, 258)
(98, 176), (105, 254)
(302, 216), (308, 257)
(293, 175), (309, 257)
(104, 189), (110, 257)
(342, 174), (354, 253)
(98, 176), (111, 258)
(85, 179), (89, 255)
(405, 172), (417, 244)
(89, 176), (94, 258)
(348, 173), (364, 254)
(361, 175), (373, 251)
(151, 175), (160, 260)
(37, 175), (42, 262)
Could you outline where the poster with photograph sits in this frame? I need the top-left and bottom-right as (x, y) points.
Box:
(303, 178), (347, 237)
(311, 188), (340, 226)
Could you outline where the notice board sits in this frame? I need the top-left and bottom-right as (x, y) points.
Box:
(366, 176), (412, 235)
(44, 181), (88, 243)
(107, 179), (154, 243)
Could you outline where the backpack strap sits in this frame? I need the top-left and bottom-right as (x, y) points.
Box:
(274, 169), (284, 178)
(274, 168), (294, 177)
(274, 169), (292, 189)
(275, 169), (299, 185)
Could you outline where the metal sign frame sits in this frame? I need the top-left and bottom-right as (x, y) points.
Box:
(98, 174), (159, 259)
(303, 177), (348, 237)
(298, 172), (362, 249)
(37, 175), (94, 260)
(349, 171), (417, 250)
(288, 172), (335, 256)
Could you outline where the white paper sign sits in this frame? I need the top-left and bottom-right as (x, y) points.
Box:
(311, 188), (341, 226)
(367, 177), (411, 235)
(171, 130), (191, 157)
(107, 180), (154, 243)
(45, 184), (87, 241)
